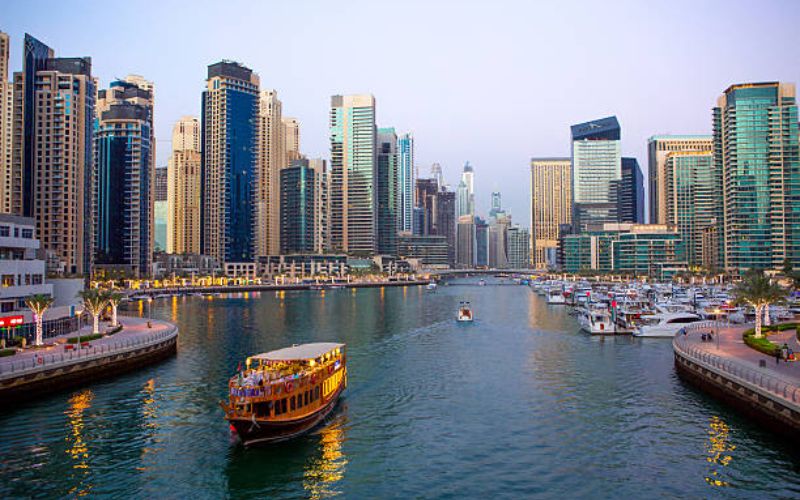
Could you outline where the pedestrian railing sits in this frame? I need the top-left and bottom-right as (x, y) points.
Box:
(0, 323), (178, 379)
(674, 322), (800, 408)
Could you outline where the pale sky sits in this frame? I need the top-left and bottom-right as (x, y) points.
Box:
(5, 0), (800, 224)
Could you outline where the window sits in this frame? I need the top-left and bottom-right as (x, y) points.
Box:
(1, 301), (13, 312)
(1, 275), (13, 287)
(281, 398), (287, 414)
(21, 229), (33, 239)
(314, 386), (320, 401)
(304, 391), (309, 406)
(0, 226), (8, 237)
(290, 396), (296, 411)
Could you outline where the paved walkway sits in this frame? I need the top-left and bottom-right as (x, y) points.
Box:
(0, 316), (172, 371)
(685, 322), (800, 385)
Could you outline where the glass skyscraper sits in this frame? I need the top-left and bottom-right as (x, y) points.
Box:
(280, 160), (315, 254)
(665, 152), (720, 268)
(398, 133), (415, 233)
(329, 94), (376, 256)
(571, 116), (621, 232)
(618, 157), (644, 224)
(94, 78), (154, 276)
(201, 61), (259, 263)
(377, 127), (398, 255)
(713, 82), (800, 271)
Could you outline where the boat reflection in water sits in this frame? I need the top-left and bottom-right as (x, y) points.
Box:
(65, 390), (93, 497)
(303, 417), (349, 499)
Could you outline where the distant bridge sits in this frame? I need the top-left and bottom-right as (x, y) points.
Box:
(429, 268), (541, 278)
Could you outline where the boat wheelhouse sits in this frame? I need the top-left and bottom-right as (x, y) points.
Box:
(221, 342), (347, 446)
(457, 302), (474, 322)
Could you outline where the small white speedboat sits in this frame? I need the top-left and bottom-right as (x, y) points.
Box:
(427, 282), (437, 291)
(457, 302), (474, 322)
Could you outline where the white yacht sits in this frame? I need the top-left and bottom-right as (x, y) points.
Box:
(426, 282), (437, 291)
(579, 305), (616, 335)
(547, 286), (567, 305)
(457, 302), (474, 322)
(633, 312), (701, 338)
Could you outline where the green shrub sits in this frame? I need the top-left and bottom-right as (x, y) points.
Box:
(106, 325), (123, 335)
(743, 333), (779, 356)
(66, 333), (104, 343)
(0, 348), (15, 357)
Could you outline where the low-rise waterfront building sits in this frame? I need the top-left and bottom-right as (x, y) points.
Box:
(0, 214), (51, 313)
(257, 254), (348, 278)
(397, 234), (449, 268)
(151, 252), (222, 279)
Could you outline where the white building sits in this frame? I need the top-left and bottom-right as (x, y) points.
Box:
(0, 214), (52, 313)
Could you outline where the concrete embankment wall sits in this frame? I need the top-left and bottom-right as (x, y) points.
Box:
(0, 324), (177, 403)
(673, 335), (800, 440)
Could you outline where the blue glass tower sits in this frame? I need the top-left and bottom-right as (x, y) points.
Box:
(201, 62), (259, 263)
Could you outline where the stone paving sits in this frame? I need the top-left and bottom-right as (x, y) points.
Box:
(0, 316), (173, 371)
(684, 321), (800, 384)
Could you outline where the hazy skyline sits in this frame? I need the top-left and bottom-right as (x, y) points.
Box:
(5, 0), (800, 222)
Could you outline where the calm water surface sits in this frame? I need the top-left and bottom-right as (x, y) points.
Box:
(1, 278), (799, 498)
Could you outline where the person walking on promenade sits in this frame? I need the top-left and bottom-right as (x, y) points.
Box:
(776, 347), (782, 365)
(781, 343), (789, 363)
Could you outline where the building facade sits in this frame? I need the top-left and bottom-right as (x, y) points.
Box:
(398, 133), (415, 233)
(94, 78), (154, 276)
(475, 216), (488, 267)
(456, 215), (476, 268)
(283, 116), (300, 162)
(201, 61), (260, 264)
(329, 94), (377, 255)
(530, 158), (571, 269)
(664, 151), (720, 268)
(0, 214), (52, 313)
(397, 234), (449, 267)
(0, 32), (11, 214)
(571, 116), (621, 232)
(507, 226), (530, 269)
(12, 34), (95, 275)
(619, 157), (644, 224)
(167, 116), (202, 255)
(280, 160), (316, 254)
(376, 128), (398, 255)
(256, 89), (286, 257)
(435, 189), (456, 266)
(647, 135), (713, 225)
(714, 82), (800, 272)
(456, 162), (475, 218)
(415, 178), (439, 236)
(309, 158), (329, 254)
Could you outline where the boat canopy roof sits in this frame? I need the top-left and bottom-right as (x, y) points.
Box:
(251, 342), (345, 362)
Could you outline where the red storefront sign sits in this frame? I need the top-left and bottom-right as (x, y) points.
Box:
(0, 315), (24, 328)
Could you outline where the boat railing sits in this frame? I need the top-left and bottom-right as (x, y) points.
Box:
(673, 321), (800, 408)
(230, 358), (341, 400)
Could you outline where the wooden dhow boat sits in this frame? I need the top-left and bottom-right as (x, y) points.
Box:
(221, 342), (347, 446)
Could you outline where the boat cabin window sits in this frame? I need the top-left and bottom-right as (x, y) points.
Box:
(668, 317), (698, 324)
(304, 391), (310, 406)
(315, 386), (320, 401)
(290, 396), (296, 411)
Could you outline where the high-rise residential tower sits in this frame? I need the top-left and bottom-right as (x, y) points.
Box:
(329, 94), (377, 256)
(256, 89), (286, 257)
(167, 116), (202, 254)
(94, 78), (155, 276)
(0, 32), (11, 214)
(489, 192), (502, 219)
(713, 82), (800, 271)
(398, 133), (415, 233)
(12, 34), (95, 275)
(456, 162), (475, 218)
(376, 128), (398, 255)
(530, 158), (571, 269)
(435, 189), (456, 266)
(618, 157), (645, 224)
(283, 117), (301, 163)
(664, 151), (720, 268)
(280, 159), (315, 254)
(647, 135), (713, 225)
(201, 61), (260, 264)
(571, 116), (621, 232)
(456, 215), (476, 268)
(308, 158), (330, 254)
(430, 162), (444, 189)
(415, 178), (439, 236)
(154, 167), (168, 252)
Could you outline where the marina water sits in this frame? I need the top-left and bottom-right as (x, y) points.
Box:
(1, 278), (798, 498)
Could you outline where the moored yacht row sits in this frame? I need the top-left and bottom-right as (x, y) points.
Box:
(531, 279), (798, 338)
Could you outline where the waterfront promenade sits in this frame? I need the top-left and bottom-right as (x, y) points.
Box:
(0, 316), (178, 401)
(674, 321), (800, 437)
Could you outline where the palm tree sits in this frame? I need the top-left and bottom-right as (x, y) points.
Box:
(78, 289), (110, 335)
(105, 290), (124, 328)
(732, 270), (787, 338)
(25, 294), (54, 346)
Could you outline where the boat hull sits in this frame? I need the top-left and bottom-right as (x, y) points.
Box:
(229, 386), (344, 446)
